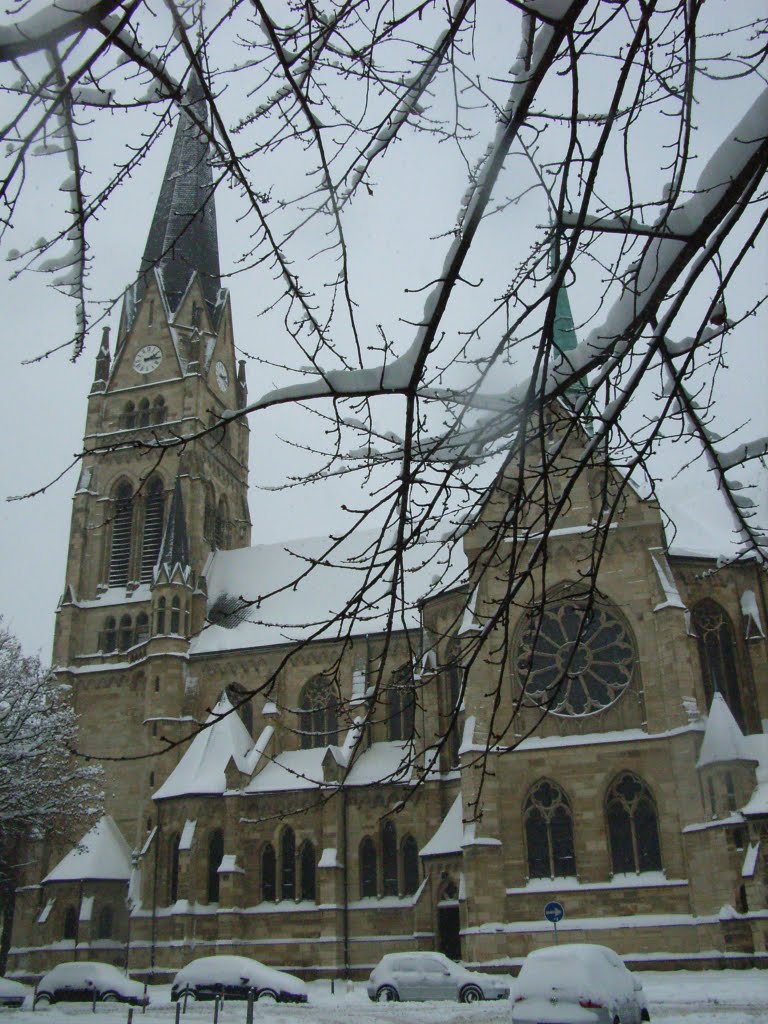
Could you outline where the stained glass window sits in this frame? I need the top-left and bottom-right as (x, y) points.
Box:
(401, 834), (419, 895)
(382, 821), (398, 896)
(516, 598), (634, 716)
(280, 827), (295, 900)
(524, 779), (576, 878)
(300, 840), (316, 901)
(299, 677), (338, 748)
(261, 843), (276, 902)
(606, 772), (662, 874)
(692, 600), (745, 729)
(360, 837), (377, 897)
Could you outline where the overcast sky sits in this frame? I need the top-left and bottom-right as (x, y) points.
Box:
(0, 1), (765, 658)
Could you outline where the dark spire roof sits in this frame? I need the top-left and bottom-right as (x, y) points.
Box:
(90, 326), (111, 394)
(158, 477), (191, 578)
(138, 71), (221, 318)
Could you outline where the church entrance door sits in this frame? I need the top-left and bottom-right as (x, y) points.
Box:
(437, 904), (461, 960)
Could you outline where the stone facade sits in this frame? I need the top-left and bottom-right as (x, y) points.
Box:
(7, 83), (768, 982)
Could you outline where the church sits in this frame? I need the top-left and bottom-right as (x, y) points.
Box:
(8, 76), (768, 981)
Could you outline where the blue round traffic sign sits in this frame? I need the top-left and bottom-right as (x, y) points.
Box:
(544, 900), (564, 923)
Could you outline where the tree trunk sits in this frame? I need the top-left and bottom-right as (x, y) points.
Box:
(0, 874), (17, 976)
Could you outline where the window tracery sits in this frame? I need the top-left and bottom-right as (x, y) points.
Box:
(515, 597), (634, 716)
(524, 779), (576, 879)
(606, 772), (662, 874)
(692, 600), (746, 729)
(388, 665), (415, 741)
(298, 677), (338, 748)
(280, 827), (296, 900)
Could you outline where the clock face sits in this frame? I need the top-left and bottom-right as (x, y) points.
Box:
(215, 360), (229, 393)
(133, 345), (163, 375)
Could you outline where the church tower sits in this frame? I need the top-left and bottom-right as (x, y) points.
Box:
(53, 74), (250, 846)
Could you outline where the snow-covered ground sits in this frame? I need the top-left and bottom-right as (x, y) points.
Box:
(6, 971), (767, 1023)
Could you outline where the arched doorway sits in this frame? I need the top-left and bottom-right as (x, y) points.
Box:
(437, 876), (461, 960)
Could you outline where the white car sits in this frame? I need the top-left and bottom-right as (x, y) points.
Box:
(366, 951), (510, 1003)
(0, 977), (31, 1007)
(512, 944), (650, 1024)
(34, 962), (147, 1007)
(171, 955), (307, 1004)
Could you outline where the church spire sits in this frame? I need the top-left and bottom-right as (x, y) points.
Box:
(138, 70), (221, 320)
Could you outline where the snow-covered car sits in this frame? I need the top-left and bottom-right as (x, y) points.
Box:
(34, 962), (147, 1007)
(366, 951), (510, 1003)
(511, 943), (650, 1024)
(0, 978), (31, 1007)
(170, 956), (308, 1004)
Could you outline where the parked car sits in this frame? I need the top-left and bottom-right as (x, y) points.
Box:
(366, 951), (510, 1003)
(511, 943), (650, 1024)
(171, 956), (308, 1004)
(0, 978), (31, 1007)
(34, 962), (147, 1007)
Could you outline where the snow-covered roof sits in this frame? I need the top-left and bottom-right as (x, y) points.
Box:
(43, 816), (131, 884)
(154, 693), (258, 800)
(191, 530), (467, 655)
(696, 694), (755, 769)
(741, 733), (768, 817)
(243, 739), (413, 794)
(658, 475), (762, 562)
(420, 794), (463, 857)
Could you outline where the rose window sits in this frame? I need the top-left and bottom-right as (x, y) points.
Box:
(515, 600), (634, 716)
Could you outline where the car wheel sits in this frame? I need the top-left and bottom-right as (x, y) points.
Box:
(460, 985), (483, 1004)
(375, 985), (399, 1002)
(180, 989), (197, 1003)
(34, 994), (51, 1008)
(257, 990), (278, 1003)
(102, 992), (120, 1003)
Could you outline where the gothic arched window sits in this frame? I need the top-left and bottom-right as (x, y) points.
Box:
(63, 905), (77, 940)
(97, 905), (113, 939)
(401, 834), (419, 895)
(214, 496), (229, 550)
(123, 402), (136, 430)
(138, 397), (151, 427)
(606, 772), (662, 874)
(108, 482), (134, 586)
(134, 612), (150, 645)
(152, 396), (166, 424)
(207, 829), (224, 903)
(359, 837), (377, 897)
(299, 840), (316, 901)
(261, 843), (276, 902)
(524, 779), (576, 879)
(445, 639), (463, 766)
(388, 665), (416, 741)
(382, 820), (398, 896)
(299, 677), (338, 748)
(156, 597), (166, 635)
(692, 600), (745, 729)
(170, 596), (181, 635)
(118, 614), (133, 652)
(103, 617), (117, 652)
(204, 485), (216, 546)
(140, 478), (165, 582)
(168, 832), (180, 903)
(280, 827), (296, 900)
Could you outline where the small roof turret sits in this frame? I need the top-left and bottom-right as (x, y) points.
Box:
(156, 477), (191, 581)
(696, 693), (755, 769)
